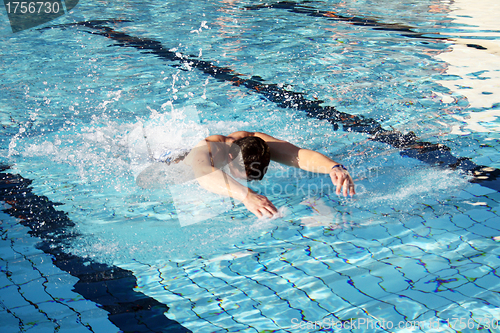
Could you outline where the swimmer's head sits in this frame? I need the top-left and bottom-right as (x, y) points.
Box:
(228, 136), (270, 181)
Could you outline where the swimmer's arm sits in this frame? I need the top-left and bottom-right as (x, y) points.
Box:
(194, 166), (277, 217)
(191, 161), (250, 202)
(252, 132), (336, 170)
(298, 149), (356, 197)
(185, 140), (245, 197)
(253, 132), (355, 196)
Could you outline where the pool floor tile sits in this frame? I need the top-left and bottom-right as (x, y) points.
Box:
(191, 298), (225, 317)
(438, 289), (473, 305)
(381, 257), (429, 282)
(179, 315), (236, 333)
(473, 289), (500, 308)
(29, 254), (66, 278)
(9, 304), (53, 329)
(361, 299), (407, 325)
(23, 321), (58, 332)
(374, 271), (409, 294)
(457, 263), (488, 276)
(347, 224), (392, 242)
(470, 254), (500, 269)
(304, 281), (351, 307)
(51, 315), (94, 333)
(0, 284), (31, 309)
(230, 284), (277, 308)
(467, 224), (500, 238)
(159, 280), (205, 297)
(348, 272), (389, 300)
(454, 282), (488, 299)
(40, 274), (80, 301)
(333, 306), (371, 323)
(19, 278), (54, 304)
(451, 215), (475, 229)
(481, 216), (500, 231)
(63, 299), (100, 314)
(382, 223), (411, 238)
(223, 297), (261, 317)
(389, 294), (429, 319)
(0, 271), (13, 289)
(78, 309), (120, 332)
(228, 309), (280, 332)
(202, 313), (255, 332)
(7, 259), (43, 285)
(466, 209), (499, 223)
(367, 247), (393, 263)
(389, 243), (428, 258)
(307, 242), (335, 260)
(164, 301), (199, 323)
(474, 271), (500, 292)
(36, 300), (77, 320)
(0, 310), (21, 331)
(254, 295), (303, 321)
(281, 288), (331, 321)
(486, 191), (500, 204)
(10, 239), (44, 258)
(398, 289), (451, 311)
(328, 278), (373, 305)
(412, 278), (442, 294)
(467, 182), (499, 196)
(419, 255), (455, 275)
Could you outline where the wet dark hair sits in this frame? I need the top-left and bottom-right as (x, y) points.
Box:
(228, 136), (270, 181)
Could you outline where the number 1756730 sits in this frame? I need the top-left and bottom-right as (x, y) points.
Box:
(5, 2), (61, 14)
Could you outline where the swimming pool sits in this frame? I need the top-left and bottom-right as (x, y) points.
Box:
(1, 0), (500, 331)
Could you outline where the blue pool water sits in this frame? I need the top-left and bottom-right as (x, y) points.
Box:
(1, 0), (500, 332)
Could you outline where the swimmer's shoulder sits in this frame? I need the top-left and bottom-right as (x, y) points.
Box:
(226, 131), (284, 144)
(204, 132), (254, 144)
(204, 134), (228, 143)
(184, 135), (226, 165)
(225, 131), (255, 142)
(204, 131), (263, 143)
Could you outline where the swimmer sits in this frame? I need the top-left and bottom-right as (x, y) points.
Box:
(181, 131), (355, 218)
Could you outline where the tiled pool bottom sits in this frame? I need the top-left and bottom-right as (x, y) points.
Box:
(0, 168), (191, 333)
(3, 171), (500, 333)
(123, 189), (500, 333)
(0, 209), (119, 332)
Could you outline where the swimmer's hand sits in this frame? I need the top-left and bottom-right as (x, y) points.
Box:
(242, 191), (278, 218)
(330, 166), (356, 197)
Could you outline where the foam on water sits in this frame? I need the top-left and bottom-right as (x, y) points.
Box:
(11, 106), (206, 180)
(6, 108), (473, 265)
(6, 105), (292, 263)
(360, 167), (471, 208)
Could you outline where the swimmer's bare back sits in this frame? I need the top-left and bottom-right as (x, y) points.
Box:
(167, 151), (190, 164)
(136, 151), (191, 189)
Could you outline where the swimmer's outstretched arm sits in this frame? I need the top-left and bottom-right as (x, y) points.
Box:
(252, 132), (356, 196)
(185, 140), (278, 218)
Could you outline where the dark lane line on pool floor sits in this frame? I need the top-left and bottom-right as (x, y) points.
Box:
(0, 165), (192, 333)
(39, 20), (500, 192)
(244, 1), (446, 40)
(248, 1), (493, 52)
